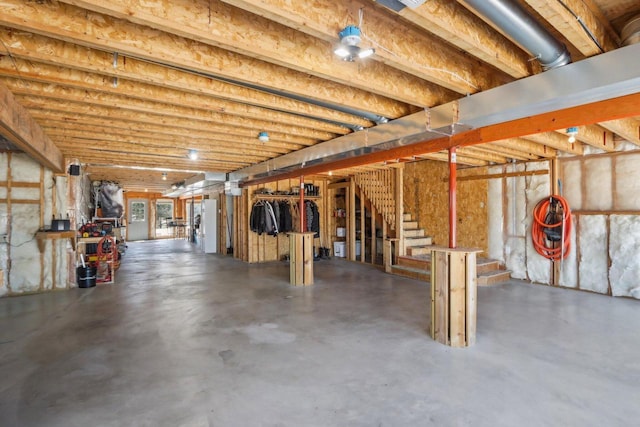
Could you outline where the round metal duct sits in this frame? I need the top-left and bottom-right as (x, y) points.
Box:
(621, 15), (640, 46)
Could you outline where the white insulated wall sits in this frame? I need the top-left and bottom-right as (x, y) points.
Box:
(488, 161), (552, 284)
(0, 153), (74, 296)
(488, 151), (640, 299)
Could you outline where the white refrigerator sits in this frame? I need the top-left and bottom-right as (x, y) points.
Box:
(201, 199), (217, 253)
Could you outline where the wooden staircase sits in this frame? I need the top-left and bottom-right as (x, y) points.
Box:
(402, 213), (433, 256)
(353, 170), (397, 230)
(391, 254), (511, 286)
(391, 213), (511, 285)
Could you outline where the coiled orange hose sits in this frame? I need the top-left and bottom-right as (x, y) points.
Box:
(532, 195), (572, 261)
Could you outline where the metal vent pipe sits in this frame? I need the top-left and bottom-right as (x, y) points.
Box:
(459, 0), (571, 70)
(621, 15), (640, 46)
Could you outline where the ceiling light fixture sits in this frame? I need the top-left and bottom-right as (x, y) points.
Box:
(162, 172), (167, 181)
(188, 149), (198, 160)
(171, 183), (177, 190)
(566, 126), (578, 143)
(334, 25), (375, 62)
(258, 131), (269, 142)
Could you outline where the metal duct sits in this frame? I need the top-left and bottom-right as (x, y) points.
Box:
(230, 43), (640, 184)
(459, 0), (571, 70)
(621, 15), (640, 46)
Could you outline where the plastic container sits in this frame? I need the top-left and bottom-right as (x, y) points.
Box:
(336, 227), (346, 237)
(77, 266), (97, 288)
(333, 241), (346, 258)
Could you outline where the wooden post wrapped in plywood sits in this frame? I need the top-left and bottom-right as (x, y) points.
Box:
(430, 247), (479, 347)
(288, 232), (314, 286)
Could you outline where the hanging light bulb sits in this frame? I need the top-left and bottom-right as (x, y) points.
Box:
(188, 149), (198, 160)
(566, 127), (578, 143)
(162, 172), (167, 181)
(258, 131), (269, 142)
(334, 25), (375, 62)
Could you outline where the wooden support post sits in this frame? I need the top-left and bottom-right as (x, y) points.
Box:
(360, 191), (365, 263)
(299, 175), (305, 233)
(288, 232), (314, 286)
(395, 167), (404, 255)
(430, 247), (480, 347)
(449, 147), (457, 249)
(349, 179), (356, 261)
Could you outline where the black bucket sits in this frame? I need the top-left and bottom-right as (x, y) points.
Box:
(77, 266), (97, 288)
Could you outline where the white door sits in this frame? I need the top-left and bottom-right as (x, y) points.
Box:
(128, 199), (149, 241)
(202, 199), (217, 253)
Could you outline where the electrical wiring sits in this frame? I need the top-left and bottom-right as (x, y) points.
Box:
(532, 195), (572, 261)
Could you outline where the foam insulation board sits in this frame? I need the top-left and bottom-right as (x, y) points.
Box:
(609, 215), (640, 298)
(614, 153), (640, 210)
(487, 177), (504, 263)
(561, 160), (582, 210)
(578, 215), (609, 294)
(584, 157), (612, 210)
(524, 168), (551, 285)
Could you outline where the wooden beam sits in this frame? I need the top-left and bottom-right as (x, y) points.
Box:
(0, 30), (392, 123)
(35, 115), (309, 151)
(12, 86), (337, 141)
(523, 0), (618, 56)
(45, 128), (289, 157)
(401, 0), (535, 78)
(0, 0), (438, 113)
(0, 81), (64, 172)
(457, 147), (508, 164)
(60, 0), (465, 102)
(492, 138), (557, 158)
(23, 100), (319, 148)
(0, 67), (353, 135)
(54, 139), (267, 163)
(217, 0), (511, 94)
(554, 124), (616, 152)
(599, 118), (640, 146)
(68, 152), (236, 172)
(522, 132), (584, 155)
(418, 152), (488, 167)
(473, 143), (539, 161)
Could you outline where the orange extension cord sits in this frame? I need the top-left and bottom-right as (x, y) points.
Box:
(532, 195), (572, 261)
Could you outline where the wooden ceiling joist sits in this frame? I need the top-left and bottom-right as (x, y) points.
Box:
(11, 87), (338, 142)
(23, 102), (318, 149)
(214, 0), (512, 93)
(492, 138), (557, 158)
(0, 30), (387, 125)
(44, 127), (290, 157)
(599, 118), (640, 146)
(55, 139), (269, 164)
(399, 0), (536, 78)
(33, 114), (310, 152)
(67, 151), (240, 172)
(0, 64), (354, 136)
(0, 81), (64, 172)
(522, 132), (584, 155)
(523, 0), (618, 56)
(471, 143), (539, 161)
(0, 1), (437, 114)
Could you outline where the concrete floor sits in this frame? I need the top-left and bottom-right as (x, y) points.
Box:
(1, 240), (639, 427)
